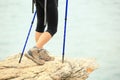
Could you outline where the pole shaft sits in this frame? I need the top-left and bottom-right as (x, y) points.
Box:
(19, 11), (37, 63)
(62, 0), (68, 63)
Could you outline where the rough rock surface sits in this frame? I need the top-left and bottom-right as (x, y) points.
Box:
(0, 54), (98, 80)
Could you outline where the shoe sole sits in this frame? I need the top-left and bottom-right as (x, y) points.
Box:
(25, 53), (45, 65)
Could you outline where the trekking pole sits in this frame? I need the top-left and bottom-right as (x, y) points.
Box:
(62, 0), (69, 63)
(19, 11), (37, 63)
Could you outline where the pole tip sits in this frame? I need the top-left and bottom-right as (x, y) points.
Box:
(18, 58), (22, 63)
(62, 58), (64, 63)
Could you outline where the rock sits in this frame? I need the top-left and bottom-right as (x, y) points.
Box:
(0, 54), (99, 80)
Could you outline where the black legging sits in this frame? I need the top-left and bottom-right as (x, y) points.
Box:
(35, 0), (58, 36)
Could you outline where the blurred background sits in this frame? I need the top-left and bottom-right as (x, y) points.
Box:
(0, 0), (120, 80)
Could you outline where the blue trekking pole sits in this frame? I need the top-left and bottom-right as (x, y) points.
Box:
(62, 0), (69, 63)
(19, 11), (37, 63)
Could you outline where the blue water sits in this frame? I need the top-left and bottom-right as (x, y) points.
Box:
(0, 0), (120, 80)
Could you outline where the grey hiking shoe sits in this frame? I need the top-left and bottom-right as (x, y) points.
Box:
(38, 49), (55, 61)
(25, 47), (45, 65)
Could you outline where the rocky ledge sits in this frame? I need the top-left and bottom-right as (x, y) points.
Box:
(0, 54), (98, 80)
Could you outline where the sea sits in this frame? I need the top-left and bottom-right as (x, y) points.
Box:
(0, 0), (120, 80)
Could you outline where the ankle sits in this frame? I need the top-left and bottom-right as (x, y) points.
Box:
(35, 45), (43, 49)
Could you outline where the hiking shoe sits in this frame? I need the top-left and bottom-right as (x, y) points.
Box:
(25, 47), (45, 65)
(38, 49), (55, 61)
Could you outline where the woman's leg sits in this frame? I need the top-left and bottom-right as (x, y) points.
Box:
(26, 0), (58, 64)
(35, 31), (43, 42)
(35, 0), (45, 43)
(36, 0), (58, 49)
(36, 32), (52, 48)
